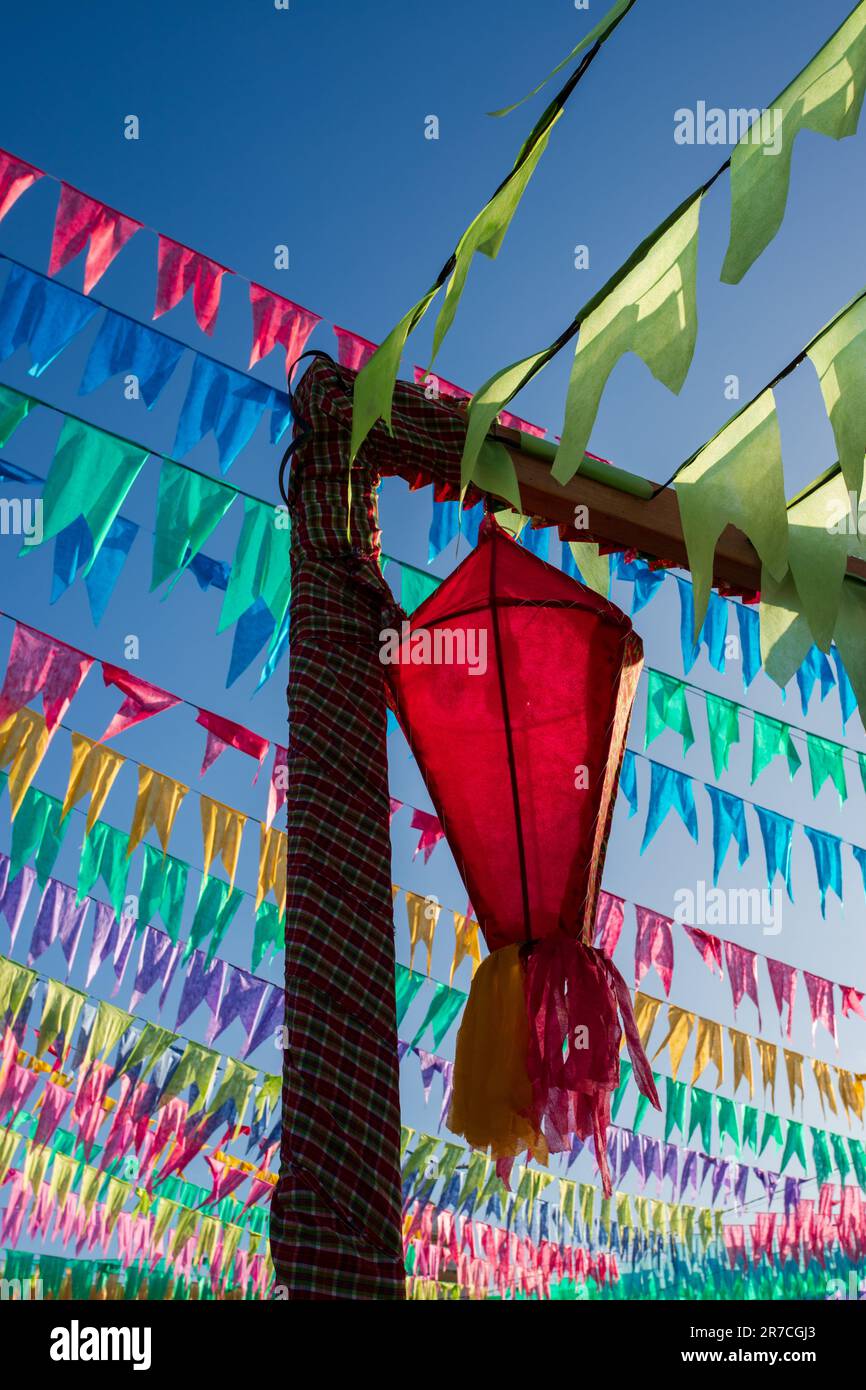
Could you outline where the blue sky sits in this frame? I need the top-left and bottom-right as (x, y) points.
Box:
(0, 0), (865, 1267)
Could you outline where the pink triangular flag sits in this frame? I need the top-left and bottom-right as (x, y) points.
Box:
(410, 808), (445, 863)
(249, 284), (321, 376)
(0, 148), (43, 223)
(0, 622), (93, 731)
(499, 410), (546, 438)
(333, 325), (377, 371)
(682, 923), (724, 978)
(389, 797), (403, 825)
(100, 663), (181, 740)
(634, 904), (674, 996)
(154, 235), (229, 335)
(593, 890), (625, 957)
(840, 985), (866, 1021)
(413, 367), (471, 402)
(266, 744), (288, 829)
(803, 971), (838, 1048)
(766, 956), (797, 1038)
(49, 184), (141, 294)
(196, 708), (269, 777)
(724, 940), (762, 1027)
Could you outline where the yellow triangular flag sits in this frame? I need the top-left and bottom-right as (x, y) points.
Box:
(756, 1039), (777, 1105)
(783, 1048), (805, 1109)
(729, 1027), (754, 1099)
(632, 992), (662, 1051)
(0, 1128), (21, 1184)
(256, 826), (286, 913)
(61, 732), (125, 831)
(0, 707), (54, 818)
(200, 796), (246, 890)
(450, 912), (481, 984)
(838, 1070), (865, 1124)
(812, 1059), (838, 1117)
(652, 1006), (694, 1079)
(127, 764), (188, 856)
(406, 891), (440, 975)
(691, 1016), (724, 1088)
(35, 979), (86, 1060)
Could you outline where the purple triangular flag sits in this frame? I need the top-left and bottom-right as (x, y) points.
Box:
(245, 984), (284, 1056)
(175, 951), (226, 1030)
(86, 901), (117, 987)
(210, 966), (269, 1052)
(129, 926), (181, 1012)
(0, 853), (36, 951)
(28, 879), (91, 974)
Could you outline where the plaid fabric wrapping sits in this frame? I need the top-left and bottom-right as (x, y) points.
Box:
(270, 357), (470, 1298)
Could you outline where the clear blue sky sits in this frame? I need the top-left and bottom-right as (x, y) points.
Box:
(0, 0), (864, 1264)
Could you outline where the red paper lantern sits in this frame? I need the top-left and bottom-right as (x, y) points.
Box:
(385, 517), (659, 1192)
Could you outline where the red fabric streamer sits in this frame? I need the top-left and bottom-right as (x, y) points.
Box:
(249, 284), (321, 376)
(48, 185), (141, 294)
(0, 622), (93, 732)
(333, 325), (377, 371)
(154, 235), (229, 335)
(410, 808), (445, 863)
(100, 664), (182, 740)
(196, 707), (269, 776)
(0, 148), (43, 223)
(522, 936), (659, 1196)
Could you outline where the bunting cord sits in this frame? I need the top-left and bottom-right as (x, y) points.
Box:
(0, 607), (280, 751)
(648, 667), (866, 776)
(629, 746), (866, 861)
(0, 250), (292, 409)
(648, 284), (866, 499)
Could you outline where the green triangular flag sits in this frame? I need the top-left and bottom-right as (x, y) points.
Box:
(218, 498), (291, 634)
(10, 786), (69, 883)
(611, 1059), (633, 1119)
(807, 733), (847, 803)
(138, 846), (189, 943)
(830, 1130), (851, 1181)
(644, 670), (694, 753)
(780, 1119), (806, 1172)
(742, 1105), (758, 1153)
(151, 461), (235, 591)
(28, 416), (148, 570)
(759, 1111), (783, 1154)
(400, 565), (440, 615)
(688, 1087), (713, 1152)
(722, 3), (866, 284)
(751, 712), (801, 783)
(554, 191), (702, 485)
(633, 1072), (662, 1134)
(0, 383), (36, 444)
(160, 1041), (219, 1115)
(716, 1096), (741, 1152)
(664, 1076), (686, 1140)
(395, 964), (426, 1026)
(848, 1137), (866, 1190)
(185, 875), (244, 966)
(675, 390), (788, 633)
(77, 821), (131, 919)
(810, 1127), (833, 1187)
(704, 693), (741, 779)
(410, 981), (466, 1048)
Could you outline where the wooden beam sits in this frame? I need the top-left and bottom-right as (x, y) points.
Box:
(492, 425), (866, 592)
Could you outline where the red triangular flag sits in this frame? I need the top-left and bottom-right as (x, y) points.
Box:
(154, 235), (229, 335)
(410, 808), (444, 863)
(682, 923), (724, 978)
(249, 284), (321, 376)
(333, 325), (377, 371)
(0, 148), (43, 224)
(100, 664), (181, 740)
(413, 367), (471, 402)
(49, 185), (141, 294)
(196, 708), (268, 778)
